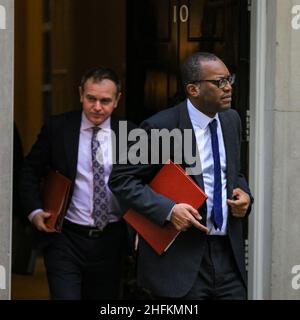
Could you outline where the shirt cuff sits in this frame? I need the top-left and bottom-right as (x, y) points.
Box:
(165, 204), (177, 221)
(28, 209), (43, 223)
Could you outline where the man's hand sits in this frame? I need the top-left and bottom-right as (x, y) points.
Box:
(32, 211), (56, 233)
(170, 203), (208, 233)
(227, 188), (251, 218)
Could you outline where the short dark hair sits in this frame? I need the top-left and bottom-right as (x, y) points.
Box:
(180, 52), (219, 88)
(80, 66), (121, 94)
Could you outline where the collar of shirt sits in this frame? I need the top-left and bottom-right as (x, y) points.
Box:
(187, 98), (219, 130)
(81, 111), (111, 132)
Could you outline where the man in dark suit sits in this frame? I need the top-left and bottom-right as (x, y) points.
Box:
(109, 52), (253, 299)
(19, 67), (135, 299)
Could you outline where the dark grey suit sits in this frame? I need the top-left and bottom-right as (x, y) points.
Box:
(109, 100), (252, 298)
(19, 110), (136, 299)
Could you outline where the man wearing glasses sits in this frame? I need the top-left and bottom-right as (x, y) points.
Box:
(109, 52), (253, 299)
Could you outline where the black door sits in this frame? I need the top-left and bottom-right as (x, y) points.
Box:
(126, 0), (250, 148)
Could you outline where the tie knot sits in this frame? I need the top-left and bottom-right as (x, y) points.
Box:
(92, 126), (101, 136)
(209, 119), (218, 133)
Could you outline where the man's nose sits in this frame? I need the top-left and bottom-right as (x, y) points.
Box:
(223, 81), (232, 91)
(94, 100), (102, 110)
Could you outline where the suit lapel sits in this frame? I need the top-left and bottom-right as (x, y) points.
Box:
(64, 111), (82, 181)
(178, 101), (205, 190)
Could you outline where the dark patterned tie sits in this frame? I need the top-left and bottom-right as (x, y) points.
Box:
(209, 119), (223, 230)
(91, 126), (109, 230)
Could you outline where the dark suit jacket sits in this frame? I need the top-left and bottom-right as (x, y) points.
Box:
(19, 110), (136, 246)
(109, 100), (253, 298)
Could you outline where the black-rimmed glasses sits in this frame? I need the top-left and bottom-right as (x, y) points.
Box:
(190, 74), (235, 89)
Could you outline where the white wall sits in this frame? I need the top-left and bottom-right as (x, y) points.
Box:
(270, 0), (300, 299)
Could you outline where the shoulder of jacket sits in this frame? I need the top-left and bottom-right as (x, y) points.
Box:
(45, 110), (80, 124)
(142, 102), (184, 129)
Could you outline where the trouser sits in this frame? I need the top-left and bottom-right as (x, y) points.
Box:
(43, 219), (126, 300)
(154, 235), (246, 300)
(183, 235), (246, 300)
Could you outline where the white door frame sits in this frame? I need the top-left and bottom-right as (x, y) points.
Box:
(248, 0), (273, 300)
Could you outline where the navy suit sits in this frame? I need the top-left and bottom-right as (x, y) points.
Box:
(109, 101), (252, 298)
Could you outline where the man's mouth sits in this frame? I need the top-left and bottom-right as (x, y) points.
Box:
(221, 95), (232, 101)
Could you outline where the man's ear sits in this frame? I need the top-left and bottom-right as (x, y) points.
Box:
(114, 92), (122, 108)
(186, 84), (200, 98)
(79, 86), (84, 103)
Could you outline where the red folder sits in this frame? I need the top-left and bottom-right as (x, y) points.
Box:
(42, 170), (71, 232)
(123, 160), (208, 255)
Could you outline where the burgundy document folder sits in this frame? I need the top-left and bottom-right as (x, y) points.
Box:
(123, 161), (208, 255)
(43, 170), (71, 232)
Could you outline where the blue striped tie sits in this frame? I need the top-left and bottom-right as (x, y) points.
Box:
(209, 119), (223, 230)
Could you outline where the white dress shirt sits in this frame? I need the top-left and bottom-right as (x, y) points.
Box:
(187, 99), (228, 235)
(29, 112), (120, 226)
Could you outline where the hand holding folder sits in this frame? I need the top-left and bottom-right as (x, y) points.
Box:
(123, 160), (208, 255)
(42, 170), (71, 232)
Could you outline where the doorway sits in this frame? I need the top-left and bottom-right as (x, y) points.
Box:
(12, 0), (251, 299)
